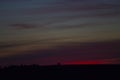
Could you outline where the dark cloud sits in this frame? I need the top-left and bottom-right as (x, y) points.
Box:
(0, 39), (47, 50)
(27, 4), (119, 13)
(46, 21), (119, 29)
(9, 23), (37, 29)
(0, 40), (120, 66)
(0, 43), (30, 50)
(1, 0), (120, 17)
(0, 0), (30, 2)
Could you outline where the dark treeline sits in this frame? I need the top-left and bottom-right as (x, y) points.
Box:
(0, 64), (120, 79)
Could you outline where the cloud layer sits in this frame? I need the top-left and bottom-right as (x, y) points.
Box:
(0, 40), (120, 66)
(0, 0), (120, 66)
(9, 23), (37, 29)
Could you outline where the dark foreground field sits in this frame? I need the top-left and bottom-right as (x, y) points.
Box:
(0, 64), (120, 79)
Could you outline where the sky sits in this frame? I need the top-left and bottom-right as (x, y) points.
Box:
(0, 0), (120, 66)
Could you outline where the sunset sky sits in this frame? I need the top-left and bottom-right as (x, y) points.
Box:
(0, 0), (120, 66)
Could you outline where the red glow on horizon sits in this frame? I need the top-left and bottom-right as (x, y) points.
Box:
(64, 61), (104, 65)
(64, 59), (120, 65)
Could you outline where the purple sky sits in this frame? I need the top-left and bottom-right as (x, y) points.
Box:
(0, 0), (120, 66)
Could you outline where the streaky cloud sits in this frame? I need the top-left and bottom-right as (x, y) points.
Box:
(24, 4), (120, 14)
(9, 23), (37, 29)
(0, 40), (120, 66)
